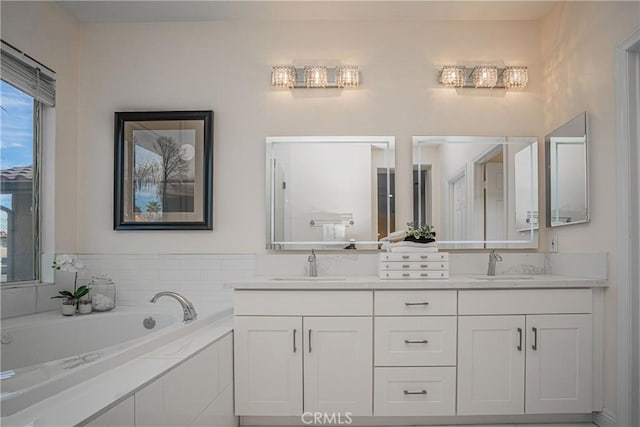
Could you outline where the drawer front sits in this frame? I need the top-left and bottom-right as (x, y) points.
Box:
(379, 261), (449, 271)
(458, 289), (592, 315)
(374, 367), (456, 416)
(234, 290), (372, 316)
(379, 271), (449, 280)
(375, 290), (457, 315)
(375, 317), (456, 366)
(380, 253), (449, 262)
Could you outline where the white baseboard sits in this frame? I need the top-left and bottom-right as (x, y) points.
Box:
(593, 408), (617, 427)
(241, 413), (593, 426)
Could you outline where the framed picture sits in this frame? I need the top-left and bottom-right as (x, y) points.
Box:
(114, 110), (213, 230)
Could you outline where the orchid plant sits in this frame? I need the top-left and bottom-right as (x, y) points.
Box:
(51, 255), (86, 300)
(405, 222), (436, 241)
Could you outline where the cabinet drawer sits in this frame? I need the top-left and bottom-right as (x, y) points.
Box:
(380, 253), (448, 262)
(375, 290), (456, 315)
(379, 271), (449, 280)
(234, 291), (372, 316)
(458, 289), (592, 315)
(374, 367), (455, 416)
(375, 317), (456, 366)
(379, 261), (449, 271)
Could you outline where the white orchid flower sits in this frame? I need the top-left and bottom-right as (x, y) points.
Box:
(52, 254), (86, 273)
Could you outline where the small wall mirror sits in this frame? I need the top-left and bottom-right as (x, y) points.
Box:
(546, 112), (589, 227)
(413, 136), (539, 249)
(266, 136), (395, 250)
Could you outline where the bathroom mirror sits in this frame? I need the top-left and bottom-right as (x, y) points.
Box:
(413, 136), (538, 249)
(545, 112), (589, 227)
(266, 136), (395, 250)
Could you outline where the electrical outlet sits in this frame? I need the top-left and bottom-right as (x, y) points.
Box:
(548, 233), (559, 253)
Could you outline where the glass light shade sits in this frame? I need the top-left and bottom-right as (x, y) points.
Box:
(271, 66), (296, 88)
(336, 66), (360, 88)
(502, 66), (528, 89)
(472, 66), (498, 88)
(304, 66), (328, 88)
(440, 66), (466, 88)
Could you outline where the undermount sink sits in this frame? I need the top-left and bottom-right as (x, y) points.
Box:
(269, 276), (347, 282)
(470, 275), (534, 281)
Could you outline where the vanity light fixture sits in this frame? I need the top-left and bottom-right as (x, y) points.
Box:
(304, 66), (328, 88)
(502, 66), (529, 89)
(472, 66), (498, 88)
(271, 65), (360, 89)
(439, 65), (528, 90)
(439, 65), (466, 88)
(336, 65), (360, 88)
(271, 66), (296, 88)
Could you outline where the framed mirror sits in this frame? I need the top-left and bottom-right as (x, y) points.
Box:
(266, 136), (395, 250)
(413, 136), (538, 249)
(545, 112), (589, 227)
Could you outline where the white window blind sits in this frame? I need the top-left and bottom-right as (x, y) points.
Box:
(1, 40), (55, 107)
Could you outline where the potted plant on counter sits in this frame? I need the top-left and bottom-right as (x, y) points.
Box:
(51, 254), (88, 315)
(51, 286), (90, 316)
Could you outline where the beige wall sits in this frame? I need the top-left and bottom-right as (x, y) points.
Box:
(541, 0), (640, 417)
(1, 1), (80, 254)
(75, 19), (543, 253)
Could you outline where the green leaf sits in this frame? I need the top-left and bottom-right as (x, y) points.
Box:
(75, 286), (89, 298)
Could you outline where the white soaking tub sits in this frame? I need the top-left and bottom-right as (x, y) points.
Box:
(0, 306), (215, 417)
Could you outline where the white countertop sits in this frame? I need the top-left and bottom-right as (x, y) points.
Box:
(230, 274), (607, 290)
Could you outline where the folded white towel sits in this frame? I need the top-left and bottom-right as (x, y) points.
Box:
(334, 224), (346, 241)
(389, 246), (439, 253)
(385, 230), (407, 242)
(323, 224), (335, 241)
(382, 240), (438, 252)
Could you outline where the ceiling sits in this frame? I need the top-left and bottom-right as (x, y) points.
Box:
(58, 1), (557, 23)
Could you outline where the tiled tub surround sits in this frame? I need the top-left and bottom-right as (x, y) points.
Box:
(1, 307), (235, 427)
(1, 253), (256, 319)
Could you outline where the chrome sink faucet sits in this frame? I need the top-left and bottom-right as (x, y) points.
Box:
(308, 249), (318, 277)
(150, 291), (198, 323)
(487, 250), (503, 276)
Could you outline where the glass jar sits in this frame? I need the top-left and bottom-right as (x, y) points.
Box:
(90, 276), (116, 312)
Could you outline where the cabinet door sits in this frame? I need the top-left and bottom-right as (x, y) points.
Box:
(304, 317), (373, 416)
(234, 316), (303, 416)
(457, 315), (525, 415)
(525, 314), (592, 414)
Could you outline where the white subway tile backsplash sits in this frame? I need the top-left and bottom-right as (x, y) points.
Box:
(74, 253), (256, 305)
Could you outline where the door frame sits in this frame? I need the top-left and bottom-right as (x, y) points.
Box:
(613, 29), (640, 427)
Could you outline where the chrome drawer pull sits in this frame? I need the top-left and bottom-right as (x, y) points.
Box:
(420, 264), (429, 268)
(402, 255), (411, 259)
(404, 390), (427, 395)
(420, 273), (429, 277)
(402, 273), (410, 277)
(293, 329), (297, 353)
(402, 264), (411, 268)
(404, 301), (429, 306)
(404, 339), (429, 344)
(532, 327), (538, 350)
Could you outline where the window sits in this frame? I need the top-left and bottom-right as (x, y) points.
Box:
(0, 41), (55, 284)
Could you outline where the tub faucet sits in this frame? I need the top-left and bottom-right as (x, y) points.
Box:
(308, 249), (318, 277)
(487, 250), (503, 276)
(150, 291), (197, 323)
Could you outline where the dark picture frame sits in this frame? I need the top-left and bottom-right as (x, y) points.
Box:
(114, 110), (213, 230)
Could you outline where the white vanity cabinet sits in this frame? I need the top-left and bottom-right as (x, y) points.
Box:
(457, 289), (593, 416)
(234, 316), (303, 416)
(233, 291), (373, 417)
